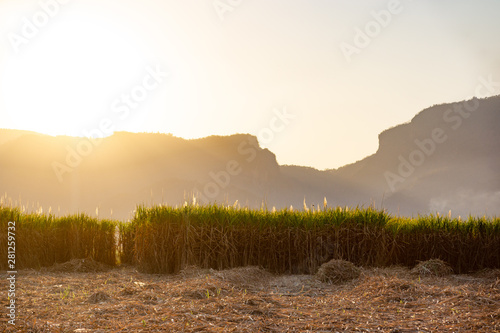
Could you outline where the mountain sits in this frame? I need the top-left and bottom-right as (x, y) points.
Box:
(0, 95), (499, 219)
(334, 95), (500, 216)
(0, 131), (353, 220)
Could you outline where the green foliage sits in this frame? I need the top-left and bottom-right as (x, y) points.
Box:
(130, 204), (500, 274)
(0, 206), (117, 269)
(2, 203), (499, 274)
(118, 221), (135, 265)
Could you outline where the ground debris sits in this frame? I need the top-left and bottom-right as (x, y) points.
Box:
(43, 258), (111, 273)
(88, 291), (111, 304)
(1, 265), (499, 332)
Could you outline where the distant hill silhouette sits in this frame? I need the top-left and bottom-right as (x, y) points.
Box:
(1, 95), (499, 219)
(334, 95), (500, 216)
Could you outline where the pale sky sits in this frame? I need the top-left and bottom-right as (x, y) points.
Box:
(1, 0), (499, 169)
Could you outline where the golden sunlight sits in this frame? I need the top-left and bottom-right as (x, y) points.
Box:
(3, 14), (147, 137)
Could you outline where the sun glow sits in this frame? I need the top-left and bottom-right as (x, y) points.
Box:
(2, 12), (149, 137)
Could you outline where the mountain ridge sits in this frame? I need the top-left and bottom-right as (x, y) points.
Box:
(1, 95), (499, 219)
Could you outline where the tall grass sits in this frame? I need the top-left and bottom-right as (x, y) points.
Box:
(130, 204), (500, 274)
(118, 221), (136, 265)
(387, 215), (500, 273)
(0, 206), (117, 269)
(2, 203), (499, 274)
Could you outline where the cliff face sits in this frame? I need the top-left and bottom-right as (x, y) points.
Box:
(334, 95), (500, 216)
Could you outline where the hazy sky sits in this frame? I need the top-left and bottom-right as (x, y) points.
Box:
(1, 0), (499, 169)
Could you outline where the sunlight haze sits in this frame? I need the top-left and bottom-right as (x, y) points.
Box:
(1, 0), (499, 169)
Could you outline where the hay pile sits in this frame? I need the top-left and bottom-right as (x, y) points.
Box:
(315, 259), (361, 284)
(44, 258), (111, 273)
(411, 258), (453, 277)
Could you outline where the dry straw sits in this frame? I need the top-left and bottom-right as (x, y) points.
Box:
(315, 259), (361, 283)
(411, 258), (454, 276)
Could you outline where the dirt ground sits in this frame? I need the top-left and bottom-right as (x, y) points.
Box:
(1, 261), (499, 332)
